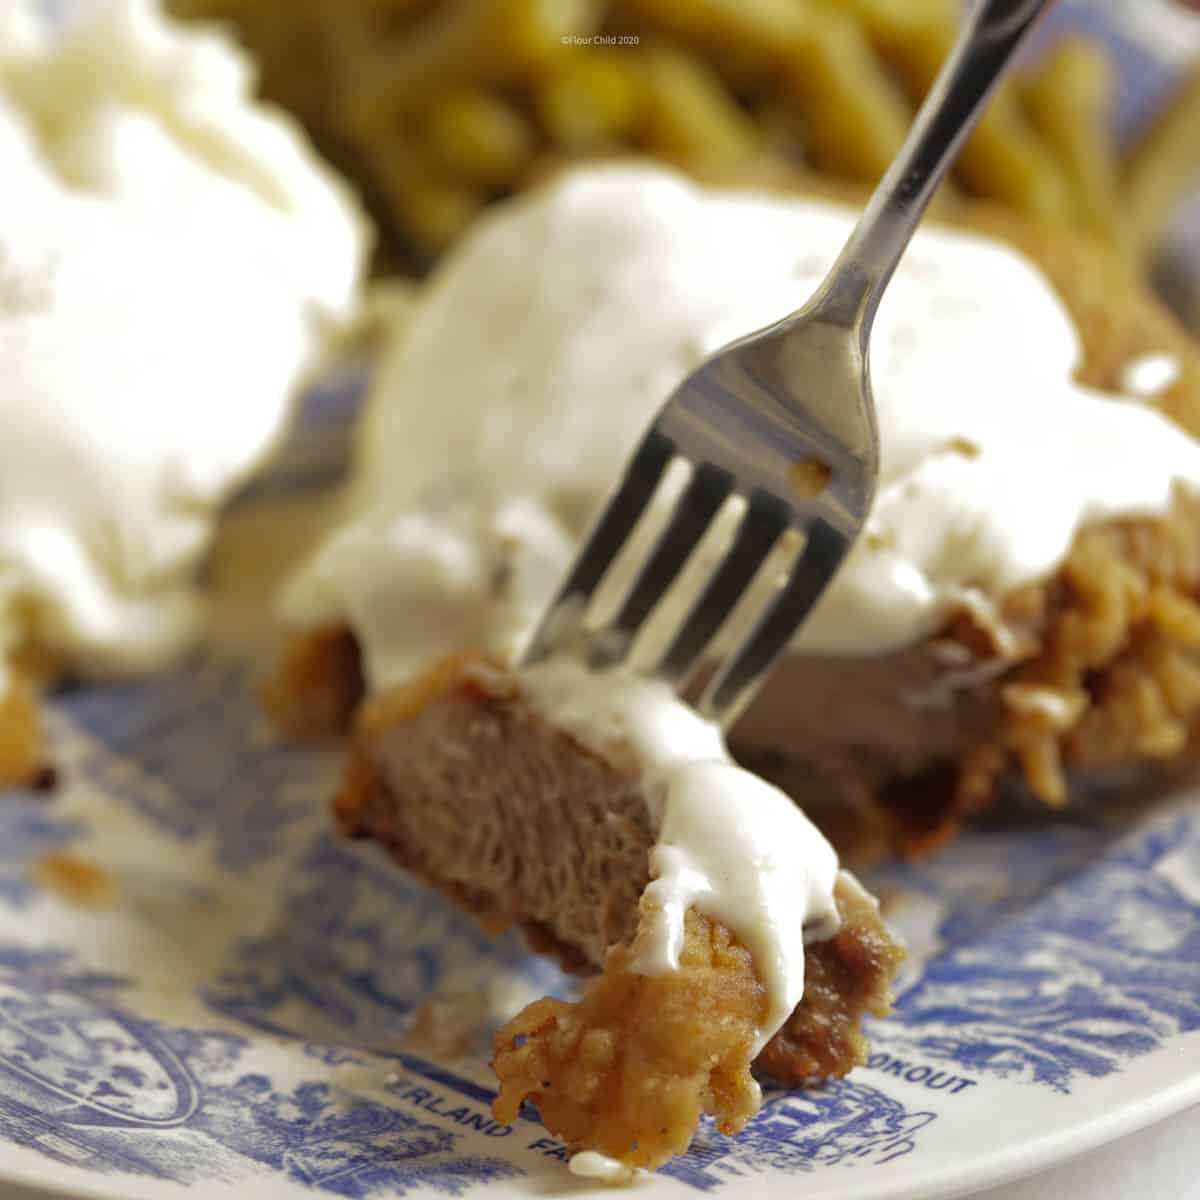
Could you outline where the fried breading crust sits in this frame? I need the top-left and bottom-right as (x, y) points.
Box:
(0, 673), (45, 788)
(491, 873), (904, 1166)
(491, 901), (766, 1169)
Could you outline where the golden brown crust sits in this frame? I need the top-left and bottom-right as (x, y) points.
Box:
(355, 646), (497, 733)
(492, 902), (766, 1169)
(0, 671), (48, 789)
(490, 876), (902, 1166)
(758, 877), (905, 1083)
(959, 491), (1200, 806)
(261, 624), (365, 741)
(739, 490), (1200, 860)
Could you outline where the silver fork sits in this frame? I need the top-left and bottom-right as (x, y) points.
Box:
(522, 0), (1055, 726)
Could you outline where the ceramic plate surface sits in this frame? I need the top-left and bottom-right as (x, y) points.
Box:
(3, 3), (1200, 1197)
(2, 618), (1199, 1200)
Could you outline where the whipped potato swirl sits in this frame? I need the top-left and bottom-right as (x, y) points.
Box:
(0, 0), (369, 689)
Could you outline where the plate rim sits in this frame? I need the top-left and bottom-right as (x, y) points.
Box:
(0, 1042), (1196, 1200)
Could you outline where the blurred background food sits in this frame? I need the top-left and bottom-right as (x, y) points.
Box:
(168, 0), (1200, 279)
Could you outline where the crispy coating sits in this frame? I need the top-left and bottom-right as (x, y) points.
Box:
(491, 901), (766, 1169)
(956, 491), (1200, 816)
(759, 876), (904, 1082)
(260, 624), (364, 741)
(0, 673), (45, 788)
(491, 876), (903, 1164)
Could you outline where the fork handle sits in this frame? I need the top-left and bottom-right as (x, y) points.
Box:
(806, 0), (1056, 334)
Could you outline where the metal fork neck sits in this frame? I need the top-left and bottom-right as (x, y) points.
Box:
(802, 0), (1054, 337)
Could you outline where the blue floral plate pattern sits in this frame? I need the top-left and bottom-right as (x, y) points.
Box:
(3, 3), (1199, 1196)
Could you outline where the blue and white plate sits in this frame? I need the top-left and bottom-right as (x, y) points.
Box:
(2, 546), (1200, 1200)
(3, 621), (1200, 1200)
(3, 3), (1200, 1197)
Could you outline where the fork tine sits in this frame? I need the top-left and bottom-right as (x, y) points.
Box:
(522, 431), (673, 664)
(697, 519), (850, 726)
(587, 463), (732, 669)
(653, 494), (789, 686)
